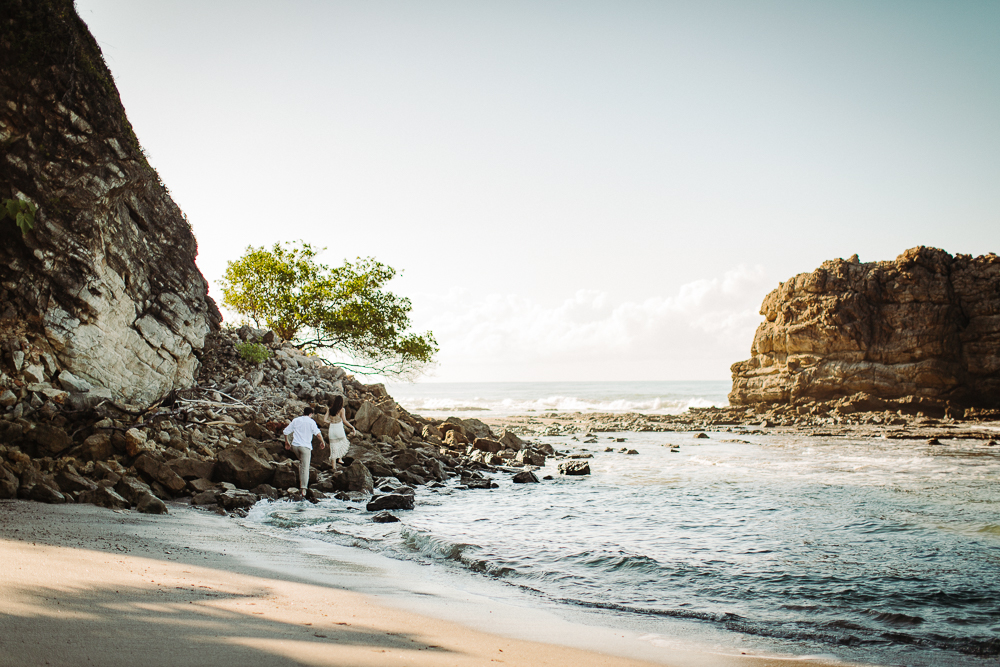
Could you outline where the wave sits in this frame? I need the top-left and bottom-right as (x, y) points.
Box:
(394, 394), (727, 416)
(556, 596), (1000, 658)
(399, 527), (518, 577)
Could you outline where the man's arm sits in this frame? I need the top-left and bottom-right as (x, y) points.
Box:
(313, 423), (326, 450)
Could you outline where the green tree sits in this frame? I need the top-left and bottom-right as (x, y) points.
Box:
(220, 242), (437, 379)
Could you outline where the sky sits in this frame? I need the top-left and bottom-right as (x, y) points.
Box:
(73, 0), (1000, 383)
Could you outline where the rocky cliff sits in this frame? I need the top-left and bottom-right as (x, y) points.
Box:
(730, 247), (1000, 408)
(0, 0), (220, 404)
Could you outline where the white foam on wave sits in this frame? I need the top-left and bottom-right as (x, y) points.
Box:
(394, 393), (728, 416)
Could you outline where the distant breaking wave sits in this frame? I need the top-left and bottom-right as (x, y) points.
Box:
(397, 395), (721, 415)
(384, 381), (731, 417)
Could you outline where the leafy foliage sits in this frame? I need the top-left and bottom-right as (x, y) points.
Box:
(2, 198), (37, 234)
(235, 341), (272, 364)
(220, 242), (437, 378)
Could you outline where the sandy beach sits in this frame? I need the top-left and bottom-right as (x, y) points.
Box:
(0, 500), (857, 667)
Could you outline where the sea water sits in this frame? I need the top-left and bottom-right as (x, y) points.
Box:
(246, 383), (1000, 665)
(383, 380), (731, 417)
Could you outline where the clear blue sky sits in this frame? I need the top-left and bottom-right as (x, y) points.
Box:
(74, 0), (1000, 382)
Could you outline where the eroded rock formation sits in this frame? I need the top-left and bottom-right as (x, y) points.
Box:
(0, 0), (220, 404)
(730, 247), (1000, 407)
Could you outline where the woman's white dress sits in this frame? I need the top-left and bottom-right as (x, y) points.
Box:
(328, 421), (351, 460)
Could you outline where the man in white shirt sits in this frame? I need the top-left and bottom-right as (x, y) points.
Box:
(283, 406), (326, 495)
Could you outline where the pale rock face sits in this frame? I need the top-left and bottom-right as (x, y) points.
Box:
(0, 3), (221, 404)
(55, 370), (92, 394)
(730, 247), (1000, 407)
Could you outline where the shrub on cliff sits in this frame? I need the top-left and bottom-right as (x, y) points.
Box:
(235, 341), (272, 364)
(220, 241), (437, 379)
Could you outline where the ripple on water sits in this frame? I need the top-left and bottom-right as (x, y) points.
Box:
(247, 432), (1000, 666)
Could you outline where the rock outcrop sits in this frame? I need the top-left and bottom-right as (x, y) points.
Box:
(0, 0), (220, 404)
(730, 247), (1000, 407)
(0, 326), (557, 516)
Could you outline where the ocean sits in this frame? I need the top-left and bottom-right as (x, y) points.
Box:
(382, 380), (732, 417)
(246, 382), (1000, 665)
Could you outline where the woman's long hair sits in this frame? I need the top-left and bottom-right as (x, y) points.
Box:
(331, 394), (345, 414)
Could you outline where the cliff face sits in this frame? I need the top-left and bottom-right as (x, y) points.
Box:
(0, 0), (221, 404)
(730, 247), (1000, 408)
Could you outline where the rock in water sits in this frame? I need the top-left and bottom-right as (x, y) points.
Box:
(216, 489), (258, 511)
(366, 493), (415, 511)
(0, 2), (221, 405)
(558, 461), (591, 476)
(730, 248), (1000, 408)
(372, 511), (400, 523)
(512, 471), (539, 484)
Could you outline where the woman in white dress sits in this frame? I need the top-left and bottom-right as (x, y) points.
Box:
(325, 395), (356, 471)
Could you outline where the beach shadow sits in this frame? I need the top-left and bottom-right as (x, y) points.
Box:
(0, 501), (464, 667)
(0, 579), (454, 667)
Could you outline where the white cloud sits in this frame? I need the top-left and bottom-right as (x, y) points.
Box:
(410, 265), (771, 382)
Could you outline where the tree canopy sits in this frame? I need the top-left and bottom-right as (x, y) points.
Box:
(220, 242), (437, 378)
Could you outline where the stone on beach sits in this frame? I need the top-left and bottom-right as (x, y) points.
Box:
(136, 492), (168, 514)
(216, 489), (259, 511)
(86, 486), (130, 510)
(0, 467), (19, 499)
(134, 455), (187, 493)
(167, 457), (217, 481)
(215, 446), (274, 489)
(114, 476), (154, 504)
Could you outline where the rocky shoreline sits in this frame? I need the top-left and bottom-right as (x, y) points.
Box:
(489, 400), (1000, 444)
(0, 326), (566, 518)
(4, 324), (999, 522)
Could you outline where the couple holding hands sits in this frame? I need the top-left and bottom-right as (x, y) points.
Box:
(282, 395), (357, 495)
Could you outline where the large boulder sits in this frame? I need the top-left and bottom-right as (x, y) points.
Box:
(135, 492), (168, 514)
(0, 466), (18, 499)
(55, 467), (99, 494)
(270, 462), (299, 489)
(730, 248), (1000, 408)
(346, 441), (394, 477)
(0, 1), (221, 405)
(86, 486), (130, 510)
(134, 455), (186, 494)
(70, 433), (114, 461)
(343, 461), (373, 493)
(215, 445), (274, 489)
(496, 428), (526, 451)
(354, 402), (401, 439)
(443, 430), (469, 447)
(114, 475), (154, 504)
(167, 457), (216, 481)
(28, 424), (72, 457)
(461, 418), (493, 440)
(472, 438), (503, 453)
